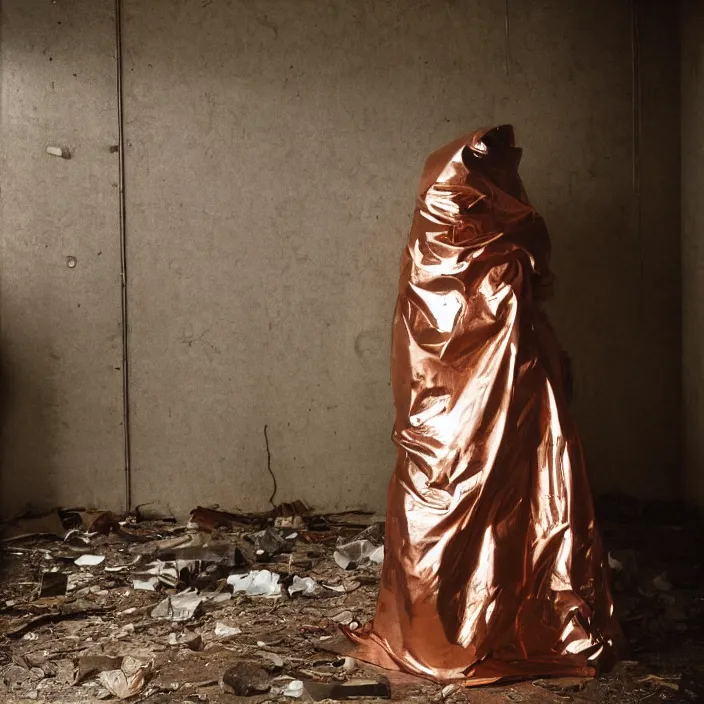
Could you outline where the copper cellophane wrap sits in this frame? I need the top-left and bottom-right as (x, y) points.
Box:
(345, 126), (622, 685)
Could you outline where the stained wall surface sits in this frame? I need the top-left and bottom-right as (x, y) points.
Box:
(0, 0), (682, 517)
(122, 0), (681, 515)
(682, 1), (704, 505)
(0, 0), (125, 515)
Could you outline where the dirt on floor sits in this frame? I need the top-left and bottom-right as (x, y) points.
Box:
(0, 496), (702, 704)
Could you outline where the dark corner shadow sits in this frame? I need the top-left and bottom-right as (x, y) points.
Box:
(0, 342), (56, 582)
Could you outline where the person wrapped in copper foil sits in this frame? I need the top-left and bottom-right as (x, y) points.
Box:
(345, 126), (622, 685)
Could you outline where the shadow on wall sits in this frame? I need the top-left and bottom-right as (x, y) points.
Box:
(0, 338), (56, 519)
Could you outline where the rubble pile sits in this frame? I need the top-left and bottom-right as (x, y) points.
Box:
(0, 497), (702, 703)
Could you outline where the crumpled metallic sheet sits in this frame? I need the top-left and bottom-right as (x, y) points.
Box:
(345, 126), (622, 685)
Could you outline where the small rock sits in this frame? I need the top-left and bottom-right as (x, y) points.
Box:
(533, 677), (589, 692)
(168, 632), (203, 650)
(220, 662), (271, 696)
(256, 651), (284, 670)
(652, 573), (673, 592)
(214, 621), (242, 640)
(329, 609), (354, 625)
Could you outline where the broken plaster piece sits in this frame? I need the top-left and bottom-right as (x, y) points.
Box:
(151, 589), (205, 622)
(98, 657), (152, 700)
(133, 578), (158, 591)
(214, 622), (242, 640)
(74, 554), (105, 567)
(227, 570), (281, 597)
(288, 575), (317, 597)
(46, 146), (71, 159)
(333, 540), (384, 570)
(282, 679), (304, 698)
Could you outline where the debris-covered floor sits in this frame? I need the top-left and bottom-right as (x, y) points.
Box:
(1, 497), (703, 703)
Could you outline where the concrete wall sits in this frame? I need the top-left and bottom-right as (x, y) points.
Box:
(0, 0), (125, 515)
(122, 0), (681, 515)
(0, 0), (682, 516)
(682, 1), (704, 505)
